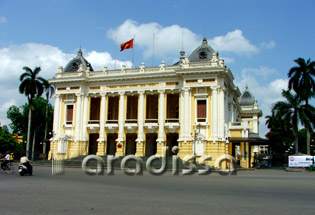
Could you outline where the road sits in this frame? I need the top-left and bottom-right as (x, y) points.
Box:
(1, 165), (315, 215)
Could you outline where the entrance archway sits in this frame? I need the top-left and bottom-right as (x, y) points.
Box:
(166, 133), (178, 156)
(107, 134), (117, 155)
(145, 133), (157, 156)
(125, 134), (137, 155)
(88, 133), (99, 155)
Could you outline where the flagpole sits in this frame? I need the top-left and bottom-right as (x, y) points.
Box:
(114, 36), (117, 69)
(132, 35), (135, 68)
(152, 33), (155, 67)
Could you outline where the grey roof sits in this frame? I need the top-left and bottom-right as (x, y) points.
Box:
(239, 86), (255, 106)
(188, 37), (216, 62)
(63, 49), (94, 73)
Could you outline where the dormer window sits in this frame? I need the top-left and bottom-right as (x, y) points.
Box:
(72, 62), (78, 70)
(199, 51), (207, 59)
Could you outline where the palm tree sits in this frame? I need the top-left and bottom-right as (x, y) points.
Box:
(266, 105), (294, 153)
(288, 58), (315, 154)
(42, 79), (55, 154)
(19, 67), (45, 158)
(272, 90), (305, 154)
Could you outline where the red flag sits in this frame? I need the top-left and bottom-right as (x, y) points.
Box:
(120, 39), (134, 51)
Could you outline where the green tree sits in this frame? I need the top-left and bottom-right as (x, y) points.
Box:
(272, 90), (303, 154)
(0, 125), (19, 153)
(42, 80), (55, 154)
(265, 111), (294, 154)
(19, 66), (45, 158)
(6, 105), (27, 134)
(7, 97), (54, 157)
(288, 58), (315, 154)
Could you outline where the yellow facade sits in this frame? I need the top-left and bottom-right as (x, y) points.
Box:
(48, 39), (263, 169)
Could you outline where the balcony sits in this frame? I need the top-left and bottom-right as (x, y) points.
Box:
(144, 119), (158, 133)
(105, 120), (118, 133)
(165, 118), (180, 133)
(125, 119), (138, 133)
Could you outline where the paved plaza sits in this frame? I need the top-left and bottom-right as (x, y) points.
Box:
(1, 165), (315, 215)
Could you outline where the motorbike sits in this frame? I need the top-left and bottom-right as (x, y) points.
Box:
(18, 163), (32, 176)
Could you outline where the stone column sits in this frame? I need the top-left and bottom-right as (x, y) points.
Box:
(156, 90), (165, 156)
(179, 90), (184, 139)
(253, 115), (258, 133)
(75, 93), (82, 142)
(136, 91), (145, 156)
(53, 94), (61, 136)
(231, 102), (234, 122)
(116, 91), (125, 156)
(80, 94), (89, 156)
(211, 87), (218, 140)
(157, 89), (165, 142)
(218, 88), (225, 140)
(81, 94), (89, 141)
(97, 93), (106, 156)
(183, 88), (190, 139)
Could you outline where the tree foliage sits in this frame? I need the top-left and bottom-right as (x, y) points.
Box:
(6, 97), (54, 154)
(266, 57), (315, 155)
(0, 125), (19, 153)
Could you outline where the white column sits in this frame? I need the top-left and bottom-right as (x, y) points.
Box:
(218, 88), (225, 139)
(253, 115), (258, 133)
(183, 88), (190, 139)
(137, 91), (144, 142)
(82, 94), (89, 141)
(99, 93), (106, 142)
(211, 87), (218, 140)
(75, 93), (82, 141)
(157, 89), (165, 142)
(117, 91), (125, 142)
(53, 94), (61, 137)
(231, 102), (235, 122)
(179, 91), (184, 139)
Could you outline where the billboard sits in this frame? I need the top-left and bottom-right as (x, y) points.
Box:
(288, 156), (314, 167)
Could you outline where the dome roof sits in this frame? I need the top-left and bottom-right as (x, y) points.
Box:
(63, 49), (93, 73)
(239, 86), (255, 106)
(188, 37), (216, 62)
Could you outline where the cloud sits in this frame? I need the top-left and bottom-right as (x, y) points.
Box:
(107, 19), (200, 61)
(221, 57), (235, 64)
(0, 16), (6, 23)
(0, 43), (131, 127)
(235, 68), (288, 136)
(260, 41), (276, 49)
(208, 29), (259, 55)
(86, 51), (132, 70)
(108, 20), (270, 64)
(242, 66), (279, 81)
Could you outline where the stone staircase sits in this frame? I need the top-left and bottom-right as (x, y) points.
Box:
(34, 155), (210, 171)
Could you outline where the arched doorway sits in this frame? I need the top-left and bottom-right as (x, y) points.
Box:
(107, 133), (117, 155)
(166, 133), (178, 156)
(88, 133), (99, 155)
(125, 134), (137, 155)
(145, 133), (157, 156)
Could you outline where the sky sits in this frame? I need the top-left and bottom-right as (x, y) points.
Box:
(0, 0), (315, 136)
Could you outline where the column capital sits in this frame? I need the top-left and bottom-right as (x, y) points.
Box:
(138, 90), (145, 95)
(100, 92), (107, 97)
(210, 86), (219, 90)
(81, 93), (90, 97)
(158, 89), (165, 94)
(118, 91), (125, 96)
(182, 87), (190, 92)
(54, 94), (61, 99)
